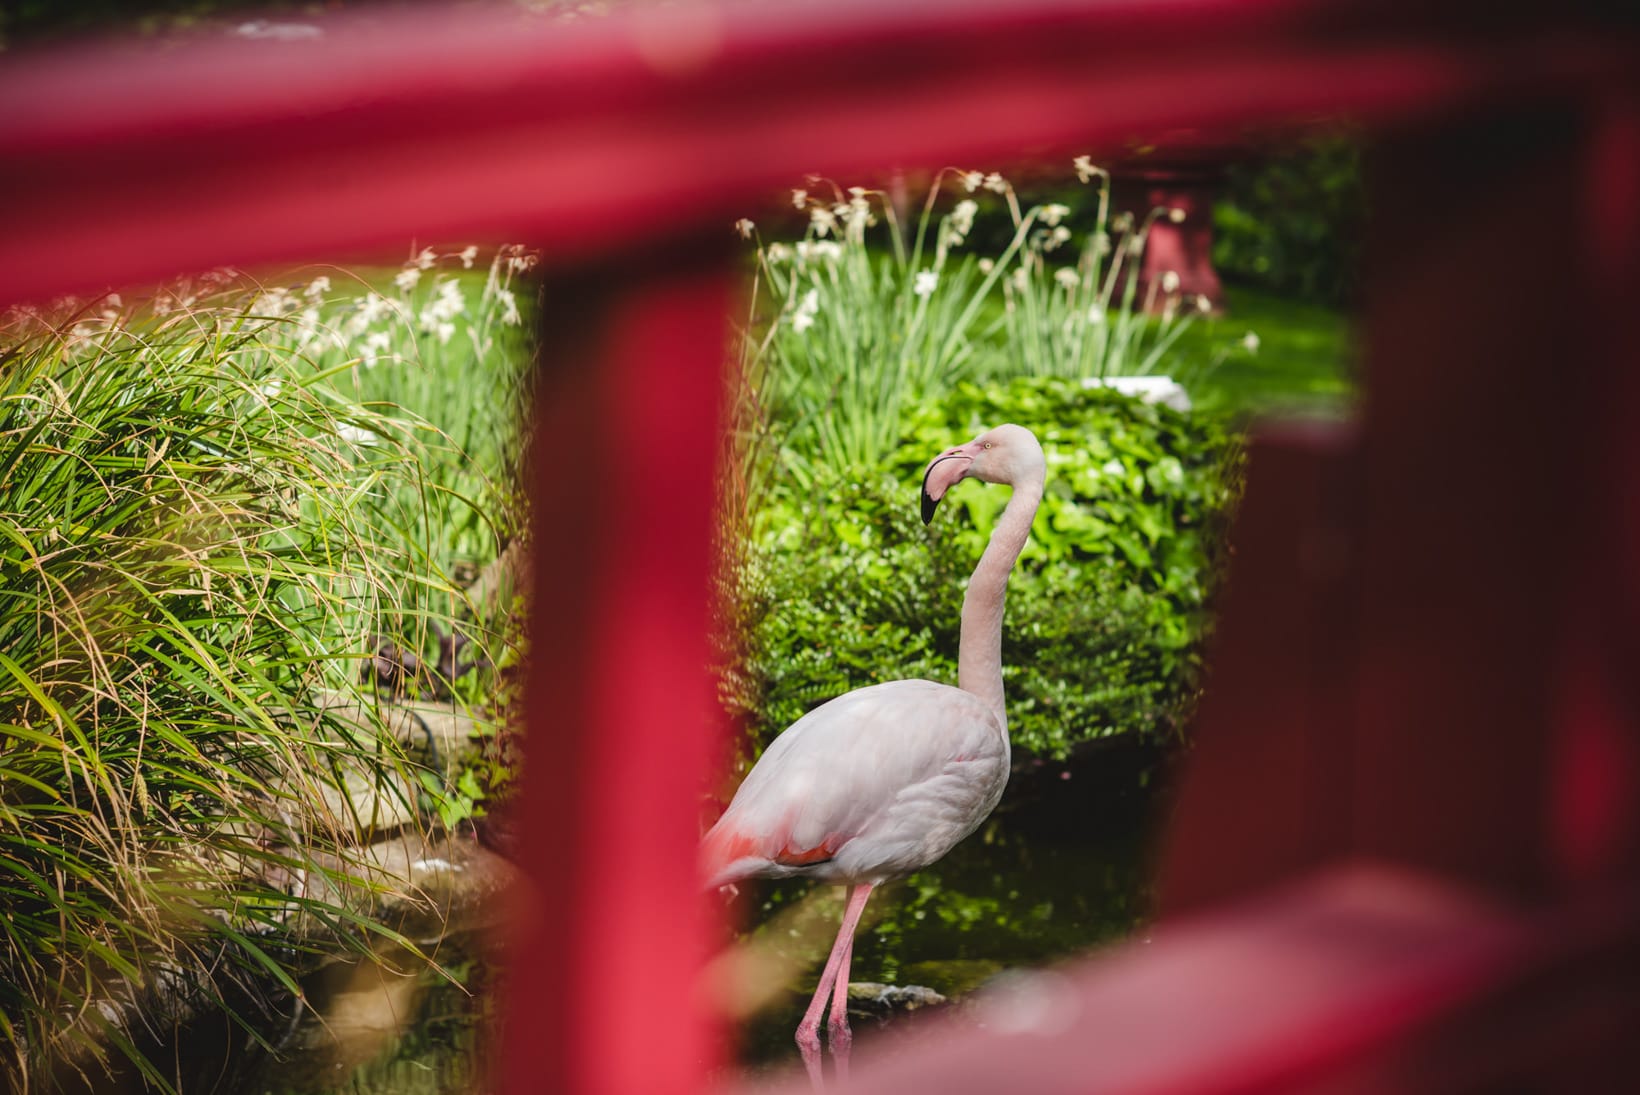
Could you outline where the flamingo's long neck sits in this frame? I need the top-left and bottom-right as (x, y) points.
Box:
(957, 474), (1043, 734)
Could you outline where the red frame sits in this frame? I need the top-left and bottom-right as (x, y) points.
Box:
(2, 2), (1637, 1090)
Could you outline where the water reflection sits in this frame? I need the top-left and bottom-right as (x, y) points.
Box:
(253, 933), (499, 1095)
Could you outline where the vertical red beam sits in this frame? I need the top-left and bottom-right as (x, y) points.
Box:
(1162, 96), (1638, 913)
(1548, 76), (1640, 889)
(1347, 104), (1594, 898)
(506, 249), (731, 1094)
(1157, 423), (1365, 914)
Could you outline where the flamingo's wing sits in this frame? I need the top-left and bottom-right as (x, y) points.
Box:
(702, 679), (1007, 886)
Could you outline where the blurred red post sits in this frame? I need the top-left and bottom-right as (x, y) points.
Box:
(509, 252), (732, 1095)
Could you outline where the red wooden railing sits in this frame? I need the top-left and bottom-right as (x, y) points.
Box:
(2, 1), (1637, 1091)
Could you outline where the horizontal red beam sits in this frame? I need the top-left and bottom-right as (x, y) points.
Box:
(742, 863), (1640, 1094)
(0, 0), (1624, 304)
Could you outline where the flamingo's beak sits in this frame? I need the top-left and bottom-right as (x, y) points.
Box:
(920, 447), (975, 524)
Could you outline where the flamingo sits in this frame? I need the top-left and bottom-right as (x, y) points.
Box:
(702, 423), (1046, 1083)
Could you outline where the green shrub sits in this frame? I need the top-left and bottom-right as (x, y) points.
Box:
(721, 378), (1240, 762)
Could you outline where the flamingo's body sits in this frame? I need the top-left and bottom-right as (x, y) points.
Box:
(702, 680), (1009, 887)
(703, 424), (1046, 1083)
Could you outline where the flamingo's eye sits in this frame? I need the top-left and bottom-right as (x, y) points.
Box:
(983, 442), (993, 450)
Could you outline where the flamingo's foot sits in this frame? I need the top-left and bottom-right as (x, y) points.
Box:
(796, 1021), (823, 1089)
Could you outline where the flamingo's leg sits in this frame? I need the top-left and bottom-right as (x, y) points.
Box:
(828, 926), (857, 1082)
(795, 884), (875, 1087)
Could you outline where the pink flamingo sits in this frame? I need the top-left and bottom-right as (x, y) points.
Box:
(703, 424), (1046, 1083)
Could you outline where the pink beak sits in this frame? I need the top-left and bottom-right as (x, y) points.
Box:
(920, 444), (976, 524)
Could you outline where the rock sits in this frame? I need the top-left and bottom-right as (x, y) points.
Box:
(1082, 374), (1192, 412)
(295, 834), (521, 944)
(844, 982), (947, 1023)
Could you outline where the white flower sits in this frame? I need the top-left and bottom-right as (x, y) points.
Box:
(1111, 212), (1134, 234)
(418, 279), (467, 336)
(977, 258), (995, 274)
(848, 186), (869, 199)
(497, 287), (521, 326)
(437, 278), (466, 316)
(795, 240), (842, 263)
(1088, 303), (1106, 324)
(982, 172), (1008, 194)
(304, 275), (330, 300)
(1091, 232), (1112, 256)
(1195, 294), (1213, 313)
(1160, 271), (1181, 294)
(253, 287), (294, 316)
(394, 267), (421, 293)
(459, 245), (479, 269)
(1045, 225), (1073, 251)
(845, 195), (872, 235)
(360, 330), (393, 367)
(434, 321), (456, 345)
(1073, 155), (1097, 183)
(791, 188), (808, 209)
(356, 292), (392, 327)
(1168, 207), (1187, 224)
(506, 249), (539, 274)
(294, 305), (322, 348)
(734, 218), (755, 239)
(1010, 267), (1030, 292)
(961, 170), (985, 193)
(1054, 268), (1080, 290)
(415, 247), (437, 270)
(1242, 330), (1261, 354)
(790, 288), (820, 333)
(810, 206), (837, 237)
(336, 423), (378, 446)
(913, 270), (939, 298)
(1041, 204), (1071, 227)
(765, 242), (792, 263)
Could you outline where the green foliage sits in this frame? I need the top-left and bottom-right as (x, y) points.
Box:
(1213, 135), (1365, 307)
(0, 250), (529, 1087)
(722, 378), (1241, 761)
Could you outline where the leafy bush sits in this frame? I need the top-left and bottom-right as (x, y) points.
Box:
(721, 378), (1241, 762)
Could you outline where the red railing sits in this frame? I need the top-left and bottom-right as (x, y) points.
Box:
(2, 2), (1637, 1091)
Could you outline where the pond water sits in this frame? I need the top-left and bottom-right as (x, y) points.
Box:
(225, 741), (1163, 1093)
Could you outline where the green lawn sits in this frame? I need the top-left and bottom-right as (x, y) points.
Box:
(1174, 284), (1356, 420)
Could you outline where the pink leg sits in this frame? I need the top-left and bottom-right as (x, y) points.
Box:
(794, 884), (874, 1087)
(828, 929), (856, 1082)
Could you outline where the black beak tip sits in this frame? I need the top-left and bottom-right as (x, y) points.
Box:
(920, 487), (938, 525)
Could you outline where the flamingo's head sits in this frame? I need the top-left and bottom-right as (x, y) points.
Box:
(920, 423), (1044, 524)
